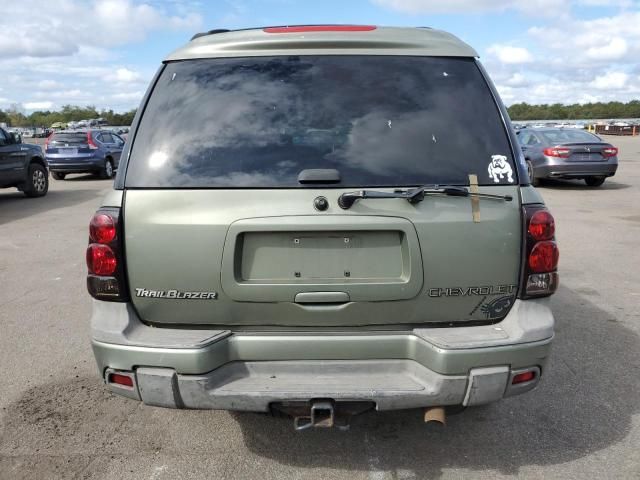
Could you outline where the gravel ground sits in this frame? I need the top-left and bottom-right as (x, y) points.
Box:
(1, 135), (639, 480)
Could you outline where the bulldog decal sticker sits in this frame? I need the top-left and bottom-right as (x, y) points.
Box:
(488, 155), (514, 184)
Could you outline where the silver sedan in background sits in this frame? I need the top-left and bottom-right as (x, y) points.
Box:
(517, 128), (618, 187)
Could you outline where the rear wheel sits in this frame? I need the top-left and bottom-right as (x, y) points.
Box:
(51, 172), (66, 180)
(23, 163), (49, 197)
(585, 176), (605, 187)
(100, 159), (114, 179)
(526, 161), (540, 187)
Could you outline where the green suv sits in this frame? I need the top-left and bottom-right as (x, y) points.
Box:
(87, 26), (558, 429)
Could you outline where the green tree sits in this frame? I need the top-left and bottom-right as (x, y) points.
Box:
(508, 99), (640, 120)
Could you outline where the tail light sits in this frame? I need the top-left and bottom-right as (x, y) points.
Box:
(87, 131), (99, 150)
(86, 244), (117, 275)
(518, 206), (559, 299)
(512, 370), (536, 385)
(543, 147), (571, 158)
(602, 147), (618, 158)
(86, 208), (129, 301)
(44, 133), (54, 151)
(90, 213), (116, 243)
(108, 372), (134, 388)
(529, 242), (559, 273)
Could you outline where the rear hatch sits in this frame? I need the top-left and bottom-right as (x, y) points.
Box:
(123, 55), (522, 327)
(46, 132), (95, 161)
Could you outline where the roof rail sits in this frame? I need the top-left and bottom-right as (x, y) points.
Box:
(191, 29), (231, 41)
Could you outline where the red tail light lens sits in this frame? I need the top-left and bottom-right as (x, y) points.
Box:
(520, 206), (559, 299)
(86, 207), (129, 301)
(543, 147), (571, 158)
(602, 147), (618, 158)
(45, 133), (53, 150)
(512, 371), (536, 384)
(87, 132), (99, 150)
(108, 372), (134, 387)
(529, 241), (559, 273)
(86, 244), (117, 275)
(528, 210), (555, 241)
(264, 25), (376, 33)
(90, 213), (116, 244)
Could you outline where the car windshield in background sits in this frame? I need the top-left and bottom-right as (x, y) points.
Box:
(126, 56), (516, 188)
(50, 133), (88, 145)
(541, 130), (601, 144)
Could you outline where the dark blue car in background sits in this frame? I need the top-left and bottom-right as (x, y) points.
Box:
(45, 130), (125, 180)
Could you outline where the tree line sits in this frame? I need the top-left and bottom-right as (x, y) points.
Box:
(0, 105), (136, 128)
(2, 100), (640, 127)
(507, 100), (640, 121)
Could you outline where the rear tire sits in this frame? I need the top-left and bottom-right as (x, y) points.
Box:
(526, 161), (540, 187)
(100, 159), (114, 179)
(23, 163), (49, 197)
(51, 172), (66, 180)
(585, 176), (605, 187)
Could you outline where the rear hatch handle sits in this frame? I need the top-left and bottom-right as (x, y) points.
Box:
(294, 292), (350, 304)
(338, 185), (513, 209)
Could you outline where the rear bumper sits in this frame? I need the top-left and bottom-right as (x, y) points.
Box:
(47, 158), (104, 173)
(534, 160), (617, 179)
(92, 299), (554, 411)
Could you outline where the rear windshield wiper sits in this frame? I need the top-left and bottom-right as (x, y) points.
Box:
(337, 185), (513, 210)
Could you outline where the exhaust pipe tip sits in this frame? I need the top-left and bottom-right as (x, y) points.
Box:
(424, 406), (446, 426)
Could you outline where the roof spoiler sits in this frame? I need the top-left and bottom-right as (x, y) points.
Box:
(191, 29), (230, 41)
(190, 25), (381, 41)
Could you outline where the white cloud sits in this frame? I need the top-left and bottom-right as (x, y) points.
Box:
(528, 12), (640, 65)
(373, 0), (571, 15)
(494, 85), (516, 102)
(0, 38), (154, 111)
(0, 0), (202, 59)
(487, 65), (639, 105)
(517, 0), (572, 15)
(591, 71), (629, 89)
(0, 2), (186, 111)
(374, 0), (635, 14)
(578, 0), (634, 6)
(487, 45), (534, 64)
(586, 37), (628, 60)
(504, 73), (530, 87)
(37, 80), (64, 90)
(31, 89), (94, 101)
(480, 6), (640, 106)
(112, 68), (142, 83)
(112, 91), (144, 101)
(23, 101), (54, 110)
(373, 0), (510, 13)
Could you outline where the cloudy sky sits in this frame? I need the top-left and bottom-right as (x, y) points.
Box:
(0, 0), (638, 112)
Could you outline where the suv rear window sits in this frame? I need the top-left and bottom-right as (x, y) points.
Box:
(126, 56), (516, 188)
(50, 133), (88, 145)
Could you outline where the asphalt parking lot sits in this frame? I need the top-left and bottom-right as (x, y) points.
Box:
(1, 136), (639, 480)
